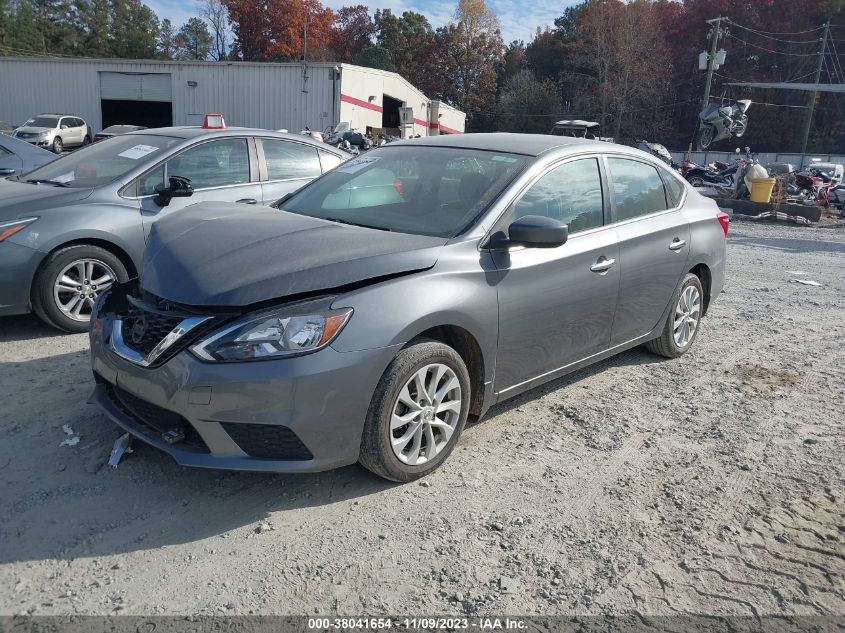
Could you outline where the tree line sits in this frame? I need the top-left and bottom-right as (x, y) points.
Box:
(2, 0), (845, 151)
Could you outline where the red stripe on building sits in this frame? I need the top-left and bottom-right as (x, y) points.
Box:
(340, 94), (383, 112)
(438, 123), (463, 134)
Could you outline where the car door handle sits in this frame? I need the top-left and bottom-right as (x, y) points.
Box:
(669, 238), (687, 251)
(237, 198), (258, 204)
(590, 257), (616, 273)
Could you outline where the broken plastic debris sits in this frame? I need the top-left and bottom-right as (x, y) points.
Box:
(108, 433), (134, 468)
(793, 279), (821, 286)
(59, 424), (80, 447)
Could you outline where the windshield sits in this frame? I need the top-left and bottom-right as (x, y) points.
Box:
(24, 117), (59, 128)
(20, 134), (182, 188)
(278, 146), (528, 237)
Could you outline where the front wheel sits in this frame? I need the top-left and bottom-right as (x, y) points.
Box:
(32, 244), (128, 332)
(688, 176), (705, 188)
(697, 125), (715, 150)
(359, 339), (471, 482)
(645, 273), (704, 359)
(52, 137), (63, 154)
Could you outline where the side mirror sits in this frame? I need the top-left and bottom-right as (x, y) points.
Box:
(154, 176), (194, 207)
(61, 124), (69, 130)
(507, 215), (568, 248)
(0, 168), (16, 176)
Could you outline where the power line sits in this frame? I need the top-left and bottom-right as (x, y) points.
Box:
(725, 19), (822, 45)
(723, 32), (820, 57)
(727, 21), (825, 36)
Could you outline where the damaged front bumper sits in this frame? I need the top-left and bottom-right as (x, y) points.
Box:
(88, 283), (397, 473)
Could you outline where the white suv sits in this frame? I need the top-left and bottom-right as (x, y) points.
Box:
(13, 114), (91, 154)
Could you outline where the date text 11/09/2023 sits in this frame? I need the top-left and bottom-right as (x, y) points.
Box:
(307, 618), (528, 630)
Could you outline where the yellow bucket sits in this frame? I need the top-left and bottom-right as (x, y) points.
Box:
(750, 178), (776, 203)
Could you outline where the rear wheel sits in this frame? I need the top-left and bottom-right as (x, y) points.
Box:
(645, 273), (704, 358)
(359, 339), (470, 482)
(32, 244), (128, 332)
(688, 176), (705, 188)
(52, 137), (63, 154)
(82, 135), (91, 146)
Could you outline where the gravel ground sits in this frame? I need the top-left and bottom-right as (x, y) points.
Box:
(0, 218), (843, 619)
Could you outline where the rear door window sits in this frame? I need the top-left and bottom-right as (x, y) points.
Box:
(260, 139), (321, 180)
(607, 158), (668, 221)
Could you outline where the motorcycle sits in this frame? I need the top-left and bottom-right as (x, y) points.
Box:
(696, 99), (751, 150)
(684, 159), (742, 188)
(695, 148), (765, 200)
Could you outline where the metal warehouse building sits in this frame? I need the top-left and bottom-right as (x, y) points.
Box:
(0, 57), (465, 137)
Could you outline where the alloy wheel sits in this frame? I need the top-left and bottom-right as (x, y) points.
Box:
(390, 363), (462, 466)
(53, 258), (116, 322)
(673, 285), (701, 348)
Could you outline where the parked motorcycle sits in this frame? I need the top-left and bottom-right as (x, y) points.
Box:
(694, 148), (765, 200)
(696, 99), (751, 150)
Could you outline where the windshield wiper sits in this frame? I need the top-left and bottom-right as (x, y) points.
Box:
(26, 179), (71, 187)
(325, 217), (391, 231)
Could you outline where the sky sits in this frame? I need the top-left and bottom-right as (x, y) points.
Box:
(145, 0), (574, 46)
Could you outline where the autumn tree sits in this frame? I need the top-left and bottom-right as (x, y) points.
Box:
(329, 5), (375, 61)
(225, 0), (333, 61)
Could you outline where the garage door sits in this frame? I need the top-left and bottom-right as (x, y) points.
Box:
(99, 72), (172, 102)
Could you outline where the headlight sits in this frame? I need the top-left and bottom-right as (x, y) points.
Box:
(191, 299), (353, 362)
(38, 131), (50, 139)
(0, 217), (38, 242)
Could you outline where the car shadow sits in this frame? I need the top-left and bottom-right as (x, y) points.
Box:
(728, 232), (845, 255)
(0, 314), (67, 342)
(0, 339), (662, 565)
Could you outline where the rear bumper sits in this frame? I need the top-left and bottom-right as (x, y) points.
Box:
(89, 325), (398, 473)
(0, 241), (43, 316)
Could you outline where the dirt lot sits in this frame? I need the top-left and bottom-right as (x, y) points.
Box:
(0, 218), (843, 619)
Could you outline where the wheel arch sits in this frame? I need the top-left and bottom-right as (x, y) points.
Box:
(688, 262), (712, 315)
(408, 324), (486, 418)
(30, 237), (138, 299)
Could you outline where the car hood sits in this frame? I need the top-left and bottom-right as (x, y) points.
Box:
(15, 126), (53, 134)
(140, 203), (448, 307)
(0, 179), (94, 220)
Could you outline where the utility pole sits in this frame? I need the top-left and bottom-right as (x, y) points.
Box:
(702, 17), (725, 110)
(800, 22), (830, 158)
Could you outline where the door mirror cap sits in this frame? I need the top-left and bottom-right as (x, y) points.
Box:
(154, 176), (194, 207)
(508, 215), (568, 248)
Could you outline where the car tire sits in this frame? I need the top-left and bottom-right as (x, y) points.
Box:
(52, 137), (63, 154)
(359, 339), (471, 482)
(645, 273), (704, 359)
(83, 135), (91, 146)
(32, 244), (128, 333)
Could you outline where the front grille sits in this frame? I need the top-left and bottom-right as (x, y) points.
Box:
(123, 304), (184, 356)
(100, 377), (209, 453)
(114, 293), (222, 367)
(221, 423), (313, 460)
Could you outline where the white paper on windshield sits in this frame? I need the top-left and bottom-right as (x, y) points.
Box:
(336, 156), (380, 174)
(117, 144), (159, 160)
(54, 172), (74, 183)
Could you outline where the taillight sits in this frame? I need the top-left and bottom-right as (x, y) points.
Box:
(717, 211), (730, 237)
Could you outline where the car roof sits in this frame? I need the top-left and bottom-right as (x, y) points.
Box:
(389, 133), (630, 158)
(133, 126), (343, 148)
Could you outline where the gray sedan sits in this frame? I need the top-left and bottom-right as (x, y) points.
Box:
(0, 126), (348, 331)
(0, 133), (57, 176)
(88, 134), (728, 482)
